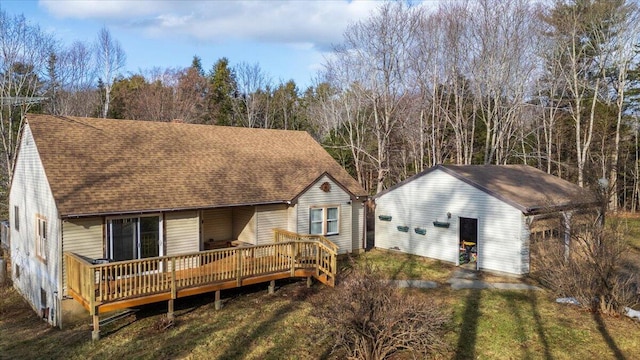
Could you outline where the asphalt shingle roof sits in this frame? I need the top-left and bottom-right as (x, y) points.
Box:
(25, 114), (367, 217)
(439, 165), (598, 213)
(376, 164), (597, 214)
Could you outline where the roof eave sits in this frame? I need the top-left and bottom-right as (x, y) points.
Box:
(60, 200), (292, 219)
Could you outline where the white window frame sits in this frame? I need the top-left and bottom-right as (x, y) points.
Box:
(309, 206), (340, 236)
(35, 214), (47, 262)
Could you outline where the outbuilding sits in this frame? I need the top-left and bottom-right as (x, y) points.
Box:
(374, 164), (598, 275)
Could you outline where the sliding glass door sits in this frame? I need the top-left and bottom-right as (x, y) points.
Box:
(109, 216), (161, 261)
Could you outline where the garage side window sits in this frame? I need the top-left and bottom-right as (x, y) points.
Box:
(35, 215), (47, 262)
(309, 206), (340, 236)
(14, 205), (19, 231)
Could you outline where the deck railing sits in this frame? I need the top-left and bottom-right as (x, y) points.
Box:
(273, 228), (339, 254)
(65, 237), (337, 312)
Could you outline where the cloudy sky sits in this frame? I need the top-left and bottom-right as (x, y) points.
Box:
(1, 0), (400, 89)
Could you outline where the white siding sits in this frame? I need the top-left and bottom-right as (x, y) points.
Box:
(165, 211), (199, 255)
(375, 169), (526, 275)
(297, 176), (354, 254)
(62, 218), (104, 258)
(233, 207), (256, 244)
(202, 209), (233, 242)
(287, 204), (297, 233)
(62, 217), (103, 293)
(256, 204), (289, 245)
(9, 124), (62, 326)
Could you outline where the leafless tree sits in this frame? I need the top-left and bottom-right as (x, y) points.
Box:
(95, 26), (126, 118)
(234, 61), (271, 128)
(604, 3), (640, 211)
(326, 2), (422, 193)
(467, 0), (539, 165)
(52, 41), (100, 117)
(0, 11), (54, 193)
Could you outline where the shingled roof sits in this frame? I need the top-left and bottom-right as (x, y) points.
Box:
(377, 164), (598, 215)
(24, 114), (367, 217)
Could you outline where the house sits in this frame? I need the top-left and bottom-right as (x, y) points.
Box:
(9, 114), (367, 332)
(374, 164), (598, 275)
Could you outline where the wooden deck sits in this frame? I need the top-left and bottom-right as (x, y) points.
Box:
(65, 230), (337, 339)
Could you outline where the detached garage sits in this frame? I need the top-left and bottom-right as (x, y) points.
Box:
(373, 165), (598, 275)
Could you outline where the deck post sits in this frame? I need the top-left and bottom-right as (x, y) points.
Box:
(214, 290), (222, 310)
(167, 299), (174, 321)
(91, 307), (100, 341)
(306, 276), (312, 288)
(268, 280), (275, 294)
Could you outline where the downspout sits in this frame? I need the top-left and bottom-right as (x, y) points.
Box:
(362, 199), (367, 251)
(57, 218), (63, 329)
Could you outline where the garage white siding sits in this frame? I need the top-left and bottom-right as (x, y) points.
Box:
(297, 175), (354, 254)
(165, 211), (199, 255)
(375, 168), (526, 274)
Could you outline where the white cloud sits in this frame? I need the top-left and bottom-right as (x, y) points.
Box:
(39, 0), (381, 50)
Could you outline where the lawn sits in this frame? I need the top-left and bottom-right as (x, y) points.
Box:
(1, 246), (639, 359)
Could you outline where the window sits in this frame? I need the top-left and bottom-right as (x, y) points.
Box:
(309, 206), (339, 236)
(35, 215), (47, 262)
(14, 206), (19, 231)
(108, 216), (161, 261)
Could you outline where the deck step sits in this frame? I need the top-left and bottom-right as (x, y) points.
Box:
(94, 309), (139, 328)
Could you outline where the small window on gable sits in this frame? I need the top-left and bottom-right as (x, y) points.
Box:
(14, 206), (19, 231)
(309, 206), (340, 236)
(35, 215), (47, 262)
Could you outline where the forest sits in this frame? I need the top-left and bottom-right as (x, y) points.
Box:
(1, 0), (639, 212)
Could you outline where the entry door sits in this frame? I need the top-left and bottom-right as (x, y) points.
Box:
(459, 217), (478, 267)
(109, 216), (161, 261)
(459, 217), (478, 244)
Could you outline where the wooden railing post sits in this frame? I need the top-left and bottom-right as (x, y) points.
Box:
(236, 248), (242, 286)
(315, 243), (320, 277)
(289, 242), (295, 276)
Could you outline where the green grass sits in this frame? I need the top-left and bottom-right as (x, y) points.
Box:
(346, 248), (455, 282)
(2, 246), (640, 359)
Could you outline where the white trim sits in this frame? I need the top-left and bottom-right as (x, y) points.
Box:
(309, 205), (340, 236)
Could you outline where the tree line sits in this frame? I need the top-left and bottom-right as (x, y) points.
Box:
(1, 0), (640, 212)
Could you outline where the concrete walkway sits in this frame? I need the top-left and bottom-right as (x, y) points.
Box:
(391, 268), (542, 291)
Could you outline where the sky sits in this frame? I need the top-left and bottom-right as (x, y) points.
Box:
(0, 0), (399, 90)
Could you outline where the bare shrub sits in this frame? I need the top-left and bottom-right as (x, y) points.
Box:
(316, 261), (449, 359)
(532, 217), (639, 315)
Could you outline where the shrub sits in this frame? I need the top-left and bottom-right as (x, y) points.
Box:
(532, 217), (639, 315)
(316, 261), (449, 359)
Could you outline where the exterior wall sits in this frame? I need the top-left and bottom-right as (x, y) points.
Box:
(202, 209), (233, 242)
(9, 124), (62, 326)
(232, 206), (256, 244)
(287, 204), (297, 233)
(61, 217), (103, 293)
(375, 169), (526, 275)
(296, 175), (355, 254)
(165, 211), (199, 255)
(256, 204), (289, 245)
